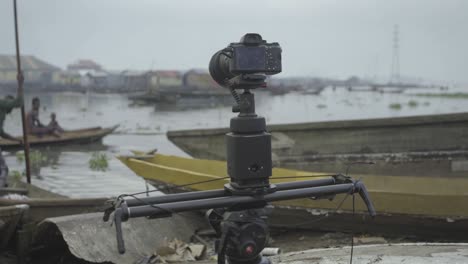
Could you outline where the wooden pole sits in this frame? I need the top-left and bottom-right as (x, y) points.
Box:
(13, 0), (32, 184)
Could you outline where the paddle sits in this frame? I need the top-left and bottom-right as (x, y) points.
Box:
(13, 0), (32, 184)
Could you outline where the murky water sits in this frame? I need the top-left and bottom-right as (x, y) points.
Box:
(2, 86), (468, 198)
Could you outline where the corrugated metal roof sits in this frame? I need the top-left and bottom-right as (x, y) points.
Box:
(67, 59), (102, 71)
(0, 54), (60, 71)
(86, 71), (108, 77)
(35, 212), (208, 264)
(121, 70), (145, 76)
(153, 70), (181, 78)
(186, 68), (209, 74)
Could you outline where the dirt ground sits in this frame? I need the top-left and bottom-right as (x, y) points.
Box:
(269, 228), (413, 252)
(0, 227), (464, 264)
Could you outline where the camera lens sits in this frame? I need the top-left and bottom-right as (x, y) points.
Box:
(209, 50), (235, 87)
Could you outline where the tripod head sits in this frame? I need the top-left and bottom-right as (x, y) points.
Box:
(207, 208), (271, 264)
(225, 78), (274, 196)
(104, 34), (376, 264)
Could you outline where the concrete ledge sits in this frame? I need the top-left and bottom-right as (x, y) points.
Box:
(194, 243), (468, 264)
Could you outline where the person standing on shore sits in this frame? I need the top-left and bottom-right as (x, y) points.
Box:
(0, 95), (23, 187)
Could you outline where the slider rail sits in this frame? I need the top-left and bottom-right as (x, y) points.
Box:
(109, 176), (376, 254)
(124, 178), (337, 207)
(124, 183), (353, 219)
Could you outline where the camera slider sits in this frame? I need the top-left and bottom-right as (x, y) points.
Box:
(105, 175), (376, 263)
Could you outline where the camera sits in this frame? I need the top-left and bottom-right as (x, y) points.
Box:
(209, 33), (282, 87)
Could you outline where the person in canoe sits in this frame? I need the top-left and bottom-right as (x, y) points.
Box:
(26, 97), (64, 137)
(0, 95), (23, 187)
(48, 112), (64, 133)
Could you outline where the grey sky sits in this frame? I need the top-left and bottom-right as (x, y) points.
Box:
(1, 0), (467, 83)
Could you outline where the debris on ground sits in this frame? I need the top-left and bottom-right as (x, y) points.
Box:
(135, 238), (206, 263)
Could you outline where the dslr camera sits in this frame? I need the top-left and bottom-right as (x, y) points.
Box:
(209, 33), (282, 87)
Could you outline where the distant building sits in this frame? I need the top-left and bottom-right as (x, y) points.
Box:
(84, 71), (108, 88)
(183, 69), (220, 90)
(0, 54), (60, 87)
(146, 70), (183, 92)
(105, 70), (125, 90)
(66, 59), (110, 90)
(51, 71), (81, 87)
(67, 59), (103, 72)
(121, 70), (147, 92)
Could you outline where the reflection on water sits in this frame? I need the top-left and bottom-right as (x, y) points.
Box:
(1, 86), (467, 198)
(5, 144), (158, 198)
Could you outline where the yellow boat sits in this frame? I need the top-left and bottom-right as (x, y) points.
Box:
(119, 152), (468, 238)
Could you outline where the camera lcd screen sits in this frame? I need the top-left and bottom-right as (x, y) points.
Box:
(234, 46), (266, 71)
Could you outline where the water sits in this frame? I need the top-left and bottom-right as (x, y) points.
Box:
(2, 86), (468, 198)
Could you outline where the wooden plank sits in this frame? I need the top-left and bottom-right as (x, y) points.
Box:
(0, 187), (28, 196)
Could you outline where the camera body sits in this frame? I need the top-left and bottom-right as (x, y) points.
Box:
(209, 33), (282, 87)
(229, 33), (282, 75)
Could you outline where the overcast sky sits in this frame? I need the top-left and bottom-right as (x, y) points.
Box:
(1, 0), (467, 83)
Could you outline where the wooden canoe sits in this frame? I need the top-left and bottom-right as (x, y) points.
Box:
(0, 197), (108, 223)
(0, 187), (28, 196)
(167, 112), (468, 177)
(0, 125), (118, 151)
(118, 153), (468, 238)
